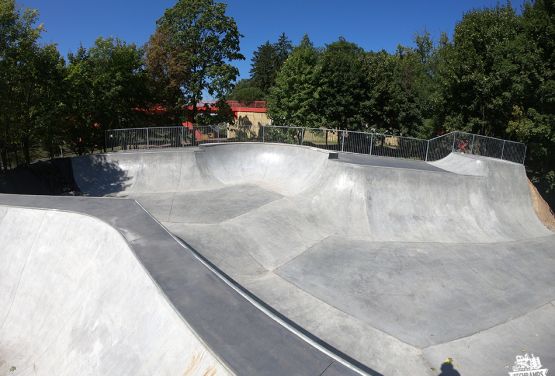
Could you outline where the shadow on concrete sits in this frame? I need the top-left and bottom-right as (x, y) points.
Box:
(438, 360), (461, 376)
(74, 155), (131, 196)
(0, 158), (80, 195)
(0, 155), (131, 197)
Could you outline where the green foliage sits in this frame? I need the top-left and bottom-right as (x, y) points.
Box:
(194, 99), (234, 126)
(316, 37), (367, 130)
(516, 0), (555, 200)
(228, 79), (265, 103)
(250, 41), (279, 94)
(146, 0), (244, 120)
(263, 126), (302, 144)
(249, 32), (292, 96)
(267, 35), (322, 127)
(361, 48), (425, 136)
(65, 37), (149, 154)
(435, 5), (535, 136)
(269, 35), (432, 136)
(0, 0), (64, 166)
(275, 32), (293, 65)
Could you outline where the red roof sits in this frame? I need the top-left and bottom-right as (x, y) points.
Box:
(134, 100), (268, 118)
(187, 100), (267, 114)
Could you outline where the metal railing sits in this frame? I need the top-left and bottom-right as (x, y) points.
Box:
(425, 131), (526, 164)
(105, 125), (527, 164)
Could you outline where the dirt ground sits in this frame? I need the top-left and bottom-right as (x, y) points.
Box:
(529, 179), (555, 232)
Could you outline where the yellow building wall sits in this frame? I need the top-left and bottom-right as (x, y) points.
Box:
(227, 111), (271, 138)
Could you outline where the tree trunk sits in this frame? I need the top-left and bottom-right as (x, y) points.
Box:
(14, 147), (19, 166)
(191, 98), (198, 125)
(0, 147), (7, 172)
(22, 135), (31, 165)
(48, 124), (55, 160)
(190, 98), (198, 145)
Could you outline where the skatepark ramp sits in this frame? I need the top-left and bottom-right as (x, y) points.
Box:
(0, 205), (228, 376)
(0, 141), (553, 376)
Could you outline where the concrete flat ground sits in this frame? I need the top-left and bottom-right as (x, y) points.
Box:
(333, 152), (449, 172)
(3, 142), (552, 376)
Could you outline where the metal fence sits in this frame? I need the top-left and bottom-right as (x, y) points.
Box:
(425, 131), (526, 164)
(105, 125), (527, 164)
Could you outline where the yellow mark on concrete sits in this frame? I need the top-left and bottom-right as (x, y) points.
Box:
(182, 350), (219, 376)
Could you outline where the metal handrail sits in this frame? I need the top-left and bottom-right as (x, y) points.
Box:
(104, 125), (527, 164)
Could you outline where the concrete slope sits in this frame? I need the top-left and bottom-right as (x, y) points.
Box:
(0, 195), (364, 376)
(73, 144), (551, 243)
(68, 143), (555, 376)
(71, 149), (223, 196)
(0, 205), (228, 376)
(72, 143), (330, 197)
(196, 143), (329, 195)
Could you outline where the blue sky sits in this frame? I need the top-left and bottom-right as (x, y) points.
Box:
(22, 0), (525, 81)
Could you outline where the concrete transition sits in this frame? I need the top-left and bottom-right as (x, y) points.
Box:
(0, 206), (228, 376)
(1, 142), (554, 376)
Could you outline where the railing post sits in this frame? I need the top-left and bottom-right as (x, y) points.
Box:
(425, 140), (430, 161)
(369, 133), (374, 156)
(470, 134), (475, 154)
(262, 125), (265, 142)
(451, 132), (457, 152)
(181, 126), (184, 147)
(501, 140), (506, 160)
(300, 128), (305, 145)
(341, 130), (345, 152)
(146, 128), (149, 149)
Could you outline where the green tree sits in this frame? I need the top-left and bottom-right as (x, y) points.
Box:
(434, 5), (536, 136)
(195, 99), (234, 126)
(66, 38), (149, 154)
(250, 41), (279, 94)
(145, 0), (244, 123)
(361, 51), (401, 134)
(228, 79), (265, 103)
(317, 37), (367, 130)
(275, 32), (293, 65)
(0, 0), (64, 166)
(17, 44), (66, 162)
(249, 33), (292, 96)
(268, 35), (321, 127)
(509, 0), (555, 203)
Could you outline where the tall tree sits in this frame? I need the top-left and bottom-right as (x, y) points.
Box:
(249, 32), (292, 96)
(317, 37), (367, 130)
(66, 38), (149, 153)
(15, 43), (66, 163)
(434, 5), (535, 136)
(275, 32), (293, 66)
(509, 0), (555, 202)
(268, 35), (321, 127)
(250, 41), (279, 94)
(145, 0), (244, 123)
(0, 0), (57, 166)
(228, 79), (265, 103)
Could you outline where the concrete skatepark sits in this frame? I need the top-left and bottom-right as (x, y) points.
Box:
(1, 142), (554, 375)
